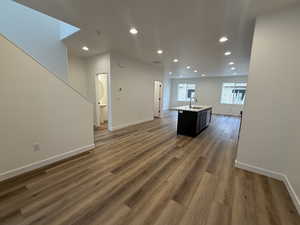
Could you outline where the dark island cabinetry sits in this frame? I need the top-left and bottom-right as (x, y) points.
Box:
(177, 107), (212, 137)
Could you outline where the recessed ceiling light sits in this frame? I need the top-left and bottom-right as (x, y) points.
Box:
(169, 72), (172, 75)
(229, 62), (235, 65)
(194, 70), (198, 73)
(157, 49), (163, 54)
(186, 66), (191, 69)
(82, 46), (89, 51)
(219, 36), (228, 43)
(225, 51), (232, 56)
(201, 74), (206, 77)
(231, 67), (236, 70)
(173, 59), (179, 63)
(129, 27), (138, 35)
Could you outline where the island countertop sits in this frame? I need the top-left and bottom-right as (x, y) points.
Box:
(171, 105), (212, 112)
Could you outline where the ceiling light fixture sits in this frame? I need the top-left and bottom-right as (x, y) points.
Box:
(231, 67), (236, 70)
(194, 70), (198, 73)
(186, 66), (191, 69)
(157, 49), (163, 54)
(173, 59), (179, 63)
(229, 62), (235, 65)
(129, 27), (138, 35)
(225, 51), (232, 56)
(219, 36), (228, 43)
(82, 46), (89, 51)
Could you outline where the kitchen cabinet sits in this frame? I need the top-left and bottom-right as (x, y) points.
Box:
(177, 107), (212, 137)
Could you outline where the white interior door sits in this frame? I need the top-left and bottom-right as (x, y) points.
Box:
(154, 81), (163, 118)
(95, 75), (101, 127)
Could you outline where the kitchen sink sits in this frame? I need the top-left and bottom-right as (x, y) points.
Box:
(191, 106), (203, 109)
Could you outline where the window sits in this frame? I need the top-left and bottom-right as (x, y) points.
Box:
(221, 82), (247, 105)
(177, 83), (196, 101)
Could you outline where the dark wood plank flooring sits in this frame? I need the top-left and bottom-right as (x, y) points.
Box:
(0, 112), (299, 225)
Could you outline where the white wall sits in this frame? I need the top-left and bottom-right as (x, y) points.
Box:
(237, 5), (300, 213)
(84, 52), (164, 129)
(110, 52), (164, 130)
(0, 34), (94, 180)
(0, 0), (69, 81)
(170, 76), (248, 116)
(68, 52), (89, 97)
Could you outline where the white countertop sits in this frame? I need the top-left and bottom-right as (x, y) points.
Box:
(171, 105), (212, 112)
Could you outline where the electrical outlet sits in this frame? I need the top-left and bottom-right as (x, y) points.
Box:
(33, 143), (40, 152)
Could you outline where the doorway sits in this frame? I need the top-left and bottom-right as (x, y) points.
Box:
(154, 81), (163, 118)
(95, 73), (109, 131)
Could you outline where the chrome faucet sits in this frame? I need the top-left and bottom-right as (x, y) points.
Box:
(189, 96), (198, 109)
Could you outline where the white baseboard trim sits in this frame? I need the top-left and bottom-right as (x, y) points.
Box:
(235, 160), (300, 215)
(212, 113), (240, 117)
(0, 144), (95, 182)
(235, 160), (284, 180)
(111, 119), (154, 131)
(282, 174), (300, 215)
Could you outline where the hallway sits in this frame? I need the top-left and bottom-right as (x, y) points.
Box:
(0, 112), (299, 225)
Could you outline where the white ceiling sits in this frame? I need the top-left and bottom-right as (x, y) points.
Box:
(16, 0), (299, 78)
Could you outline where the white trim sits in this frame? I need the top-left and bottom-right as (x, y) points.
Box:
(212, 113), (240, 117)
(235, 160), (283, 180)
(153, 80), (164, 118)
(0, 144), (95, 182)
(282, 174), (300, 215)
(235, 160), (300, 215)
(111, 119), (154, 131)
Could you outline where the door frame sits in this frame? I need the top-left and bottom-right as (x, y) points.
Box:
(95, 73), (112, 130)
(153, 80), (163, 118)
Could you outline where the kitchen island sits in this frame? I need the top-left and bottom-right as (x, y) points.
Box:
(173, 105), (212, 137)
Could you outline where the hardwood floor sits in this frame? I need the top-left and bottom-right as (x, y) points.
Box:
(0, 112), (299, 225)
(94, 122), (108, 132)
